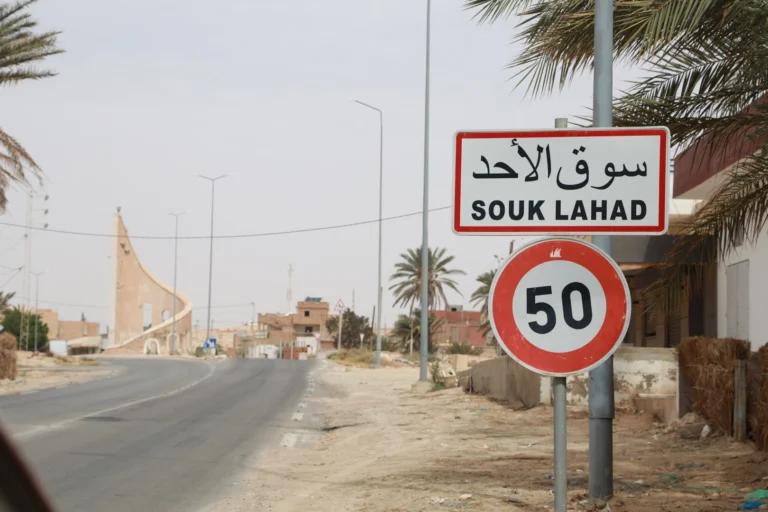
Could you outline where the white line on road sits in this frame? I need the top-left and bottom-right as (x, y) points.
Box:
(17, 361), (217, 441)
(292, 412), (304, 421)
(280, 433), (298, 448)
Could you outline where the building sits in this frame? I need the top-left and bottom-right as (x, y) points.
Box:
(37, 309), (100, 341)
(430, 305), (487, 347)
(255, 298), (330, 345)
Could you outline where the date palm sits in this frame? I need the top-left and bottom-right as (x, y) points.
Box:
(389, 247), (464, 353)
(470, 269), (496, 342)
(465, 0), (768, 311)
(0, 0), (62, 210)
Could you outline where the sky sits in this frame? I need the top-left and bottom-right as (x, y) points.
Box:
(0, 0), (640, 332)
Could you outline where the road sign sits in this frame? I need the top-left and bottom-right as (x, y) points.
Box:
(452, 127), (670, 235)
(489, 237), (630, 377)
(334, 299), (346, 313)
(313, 332), (322, 342)
(203, 338), (217, 349)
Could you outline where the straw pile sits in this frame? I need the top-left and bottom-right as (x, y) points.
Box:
(677, 336), (750, 435)
(0, 333), (18, 380)
(750, 345), (768, 451)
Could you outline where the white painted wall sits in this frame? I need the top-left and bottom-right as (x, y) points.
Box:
(717, 230), (768, 350)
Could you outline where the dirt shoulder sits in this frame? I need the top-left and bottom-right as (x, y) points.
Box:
(0, 352), (111, 396)
(213, 364), (768, 512)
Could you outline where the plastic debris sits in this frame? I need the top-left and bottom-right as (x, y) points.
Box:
(458, 494), (472, 500)
(544, 473), (553, 479)
(737, 501), (765, 510)
(746, 490), (768, 500)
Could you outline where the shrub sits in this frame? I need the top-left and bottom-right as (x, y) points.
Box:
(446, 342), (484, 356)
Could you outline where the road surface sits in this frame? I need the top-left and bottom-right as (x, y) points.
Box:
(0, 357), (313, 512)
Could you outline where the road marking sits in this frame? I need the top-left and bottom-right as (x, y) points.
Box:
(17, 361), (217, 440)
(292, 412), (304, 421)
(280, 433), (298, 448)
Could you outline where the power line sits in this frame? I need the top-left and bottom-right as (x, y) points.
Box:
(0, 206), (451, 240)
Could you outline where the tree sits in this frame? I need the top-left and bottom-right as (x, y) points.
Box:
(325, 310), (374, 350)
(390, 309), (442, 354)
(470, 269), (496, 344)
(0, 291), (15, 312)
(464, 0), (768, 311)
(1, 306), (48, 351)
(0, 0), (62, 210)
(389, 247), (465, 352)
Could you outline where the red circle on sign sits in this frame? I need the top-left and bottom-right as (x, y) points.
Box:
(489, 237), (630, 377)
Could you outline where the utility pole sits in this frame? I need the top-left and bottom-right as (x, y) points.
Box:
(419, 0), (432, 382)
(169, 211), (187, 355)
(589, 0), (615, 500)
(195, 174), (231, 349)
(249, 300), (255, 335)
(337, 310), (344, 351)
(31, 270), (46, 352)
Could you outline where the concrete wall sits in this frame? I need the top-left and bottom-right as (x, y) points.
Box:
(460, 347), (678, 416)
(108, 214), (193, 354)
(58, 320), (100, 340)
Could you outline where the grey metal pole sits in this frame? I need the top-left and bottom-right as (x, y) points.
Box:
(352, 99), (385, 368)
(170, 211), (186, 355)
(553, 376), (568, 511)
(249, 301), (255, 334)
(205, 181), (215, 348)
(589, 0), (615, 500)
(419, 0), (432, 383)
(337, 311), (344, 351)
(32, 271), (43, 352)
(196, 174), (230, 349)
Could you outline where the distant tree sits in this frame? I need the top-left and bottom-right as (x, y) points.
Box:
(80, 312), (86, 322)
(0, 291), (15, 312)
(0, 1), (62, 210)
(446, 342), (484, 356)
(325, 310), (374, 350)
(390, 309), (442, 355)
(470, 269), (497, 344)
(1, 306), (48, 351)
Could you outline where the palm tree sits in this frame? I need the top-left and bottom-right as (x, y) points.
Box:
(391, 309), (443, 355)
(389, 247), (465, 353)
(470, 269), (496, 343)
(0, 0), (62, 210)
(464, 0), (768, 311)
(0, 291), (14, 312)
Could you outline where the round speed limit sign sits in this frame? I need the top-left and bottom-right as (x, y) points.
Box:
(489, 237), (631, 377)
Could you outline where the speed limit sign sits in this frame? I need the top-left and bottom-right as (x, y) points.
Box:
(489, 237), (631, 377)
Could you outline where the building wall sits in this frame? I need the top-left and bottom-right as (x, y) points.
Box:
(38, 309), (59, 338)
(431, 310), (486, 347)
(57, 321), (100, 340)
(108, 213), (193, 354)
(717, 233), (767, 350)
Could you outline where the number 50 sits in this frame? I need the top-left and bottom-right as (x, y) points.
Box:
(526, 283), (593, 335)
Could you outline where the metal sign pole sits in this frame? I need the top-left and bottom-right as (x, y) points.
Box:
(589, 0), (615, 500)
(553, 376), (567, 511)
(338, 311), (344, 351)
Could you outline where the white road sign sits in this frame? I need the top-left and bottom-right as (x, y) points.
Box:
(334, 299), (346, 313)
(452, 127), (670, 235)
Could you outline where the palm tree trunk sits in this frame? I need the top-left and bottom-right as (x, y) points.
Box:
(408, 304), (414, 356)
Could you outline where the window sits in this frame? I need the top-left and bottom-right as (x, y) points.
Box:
(304, 326), (313, 333)
(304, 311), (310, 317)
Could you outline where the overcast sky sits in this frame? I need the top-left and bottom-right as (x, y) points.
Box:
(0, 0), (638, 331)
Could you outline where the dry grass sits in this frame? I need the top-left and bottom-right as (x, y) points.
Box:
(0, 333), (17, 380)
(751, 345), (768, 451)
(677, 337), (750, 435)
(328, 349), (397, 368)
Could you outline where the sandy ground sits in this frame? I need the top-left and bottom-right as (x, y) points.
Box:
(211, 363), (768, 512)
(0, 352), (110, 396)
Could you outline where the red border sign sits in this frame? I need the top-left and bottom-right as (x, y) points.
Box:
(453, 127), (669, 235)
(489, 237), (630, 377)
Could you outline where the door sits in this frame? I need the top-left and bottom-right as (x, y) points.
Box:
(726, 260), (750, 340)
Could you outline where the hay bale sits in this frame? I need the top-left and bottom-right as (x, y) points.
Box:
(750, 345), (768, 451)
(0, 333), (18, 380)
(677, 337), (750, 435)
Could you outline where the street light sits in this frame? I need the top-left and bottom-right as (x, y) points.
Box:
(31, 270), (46, 352)
(195, 173), (232, 348)
(351, 98), (384, 368)
(169, 211), (188, 354)
(248, 300), (256, 335)
(419, 0), (432, 382)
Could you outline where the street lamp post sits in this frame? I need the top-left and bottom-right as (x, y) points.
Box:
(419, 0), (432, 382)
(352, 98), (384, 368)
(249, 300), (255, 335)
(195, 174), (232, 348)
(31, 270), (46, 352)
(169, 211), (187, 355)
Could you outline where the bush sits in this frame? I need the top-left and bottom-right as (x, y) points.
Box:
(329, 348), (375, 366)
(446, 342), (484, 356)
(195, 347), (205, 357)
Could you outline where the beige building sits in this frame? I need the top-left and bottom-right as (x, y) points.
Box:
(38, 309), (100, 341)
(256, 298), (330, 345)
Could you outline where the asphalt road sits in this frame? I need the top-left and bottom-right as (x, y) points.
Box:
(0, 357), (313, 512)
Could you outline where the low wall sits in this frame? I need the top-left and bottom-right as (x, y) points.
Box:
(459, 347), (678, 415)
